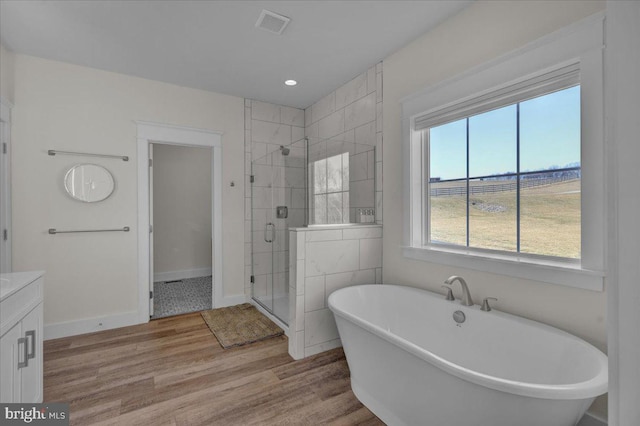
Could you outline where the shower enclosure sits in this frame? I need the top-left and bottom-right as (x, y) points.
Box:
(250, 137), (376, 326)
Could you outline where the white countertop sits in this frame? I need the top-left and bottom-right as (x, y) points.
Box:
(0, 271), (45, 302)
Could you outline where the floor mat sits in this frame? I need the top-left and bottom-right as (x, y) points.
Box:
(201, 303), (284, 349)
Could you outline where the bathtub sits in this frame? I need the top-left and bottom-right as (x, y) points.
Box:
(328, 285), (607, 426)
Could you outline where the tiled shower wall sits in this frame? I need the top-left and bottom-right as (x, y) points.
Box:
(288, 225), (383, 360)
(244, 63), (384, 302)
(244, 100), (306, 298)
(307, 139), (376, 224)
(305, 62), (383, 224)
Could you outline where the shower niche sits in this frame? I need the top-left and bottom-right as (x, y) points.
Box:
(250, 137), (376, 326)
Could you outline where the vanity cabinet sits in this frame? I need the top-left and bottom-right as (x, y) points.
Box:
(0, 271), (44, 403)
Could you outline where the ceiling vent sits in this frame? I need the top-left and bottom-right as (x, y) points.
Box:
(255, 9), (291, 35)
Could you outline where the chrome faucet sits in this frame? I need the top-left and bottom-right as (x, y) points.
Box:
(444, 276), (474, 306)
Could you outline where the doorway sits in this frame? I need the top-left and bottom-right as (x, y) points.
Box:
(150, 143), (213, 319)
(136, 121), (222, 323)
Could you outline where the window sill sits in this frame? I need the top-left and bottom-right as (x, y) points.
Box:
(401, 245), (604, 292)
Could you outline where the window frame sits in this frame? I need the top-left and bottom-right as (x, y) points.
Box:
(424, 84), (582, 258)
(401, 14), (605, 291)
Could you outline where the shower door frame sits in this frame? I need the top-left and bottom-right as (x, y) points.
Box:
(250, 154), (286, 324)
(250, 141), (307, 326)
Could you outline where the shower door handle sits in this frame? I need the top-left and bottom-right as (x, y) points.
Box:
(264, 223), (275, 243)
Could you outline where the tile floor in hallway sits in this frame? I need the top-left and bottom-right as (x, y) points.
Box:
(152, 276), (212, 319)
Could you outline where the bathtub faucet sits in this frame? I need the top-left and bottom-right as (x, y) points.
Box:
(444, 276), (474, 306)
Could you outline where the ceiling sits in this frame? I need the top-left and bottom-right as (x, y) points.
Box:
(0, 0), (472, 109)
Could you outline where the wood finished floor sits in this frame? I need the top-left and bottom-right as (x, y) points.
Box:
(43, 312), (384, 425)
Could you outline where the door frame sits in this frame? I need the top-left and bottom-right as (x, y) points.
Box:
(136, 121), (223, 322)
(148, 143), (154, 317)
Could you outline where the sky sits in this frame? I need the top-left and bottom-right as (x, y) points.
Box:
(429, 85), (580, 181)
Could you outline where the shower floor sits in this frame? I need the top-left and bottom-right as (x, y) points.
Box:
(273, 295), (289, 324)
(253, 294), (289, 326)
(152, 276), (212, 319)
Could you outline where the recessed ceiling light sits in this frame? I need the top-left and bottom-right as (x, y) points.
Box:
(284, 79), (297, 86)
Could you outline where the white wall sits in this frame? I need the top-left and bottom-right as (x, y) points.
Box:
(605, 2), (640, 424)
(10, 54), (245, 331)
(153, 144), (212, 278)
(0, 42), (15, 103)
(382, 0), (607, 419)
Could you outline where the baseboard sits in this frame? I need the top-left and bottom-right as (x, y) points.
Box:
(44, 311), (140, 340)
(154, 267), (212, 283)
(218, 294), (247, 308)
(44, 293), (244, 340)
(577, 412), (607, 426)
(304, 338), (342, 358)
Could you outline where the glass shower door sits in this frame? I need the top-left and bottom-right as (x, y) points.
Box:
(250, 140), (306, 326)
(270, 150), (289, 324)
(251, 153), (275, 315)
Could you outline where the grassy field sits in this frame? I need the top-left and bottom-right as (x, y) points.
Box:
(429, 179), (580, 258)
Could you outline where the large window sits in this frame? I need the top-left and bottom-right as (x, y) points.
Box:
(401, 17), (605, 291)
(427, 86), (581, 259)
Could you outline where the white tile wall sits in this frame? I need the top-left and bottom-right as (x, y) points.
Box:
(252, 120), (292, 145)
(245, 99), (305, 301)
(305, 121), (318, 139)
(325, 269), (376, 296)
(246, 65), (384, 361)
(318, 110), (345, 139)
(252, 100), (281, 123)
(304, 275), (326, 311)
(351, 152), (369, 182)
(305, 63), (383, 225)
(355, 121), (376, 146)
(289, 225), (382, 360)
(350, 180), (375, 207)
(344, 92), (376, 131)
(335, 73), (368, 110)
(292, 126), (304, 143)
(311, 92), (336, 123)
(281, 106), (305, 127)
(305, 229), (342, 242)
(342, 226), (383, 240)
(304, 338), (343, 358)
(359, 238), (382, 270)
(367, 67), (376, 95)
(305, 309), (340, 346)
(306, 240), (360, 276)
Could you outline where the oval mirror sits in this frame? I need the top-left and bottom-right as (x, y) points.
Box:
(64, 164), (115, 203)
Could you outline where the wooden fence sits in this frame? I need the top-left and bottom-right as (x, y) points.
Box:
(429, 176), (578, 197)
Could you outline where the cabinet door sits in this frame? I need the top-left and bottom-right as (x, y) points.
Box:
(0, 323), (23, 402)
(21, 304), (43, 403)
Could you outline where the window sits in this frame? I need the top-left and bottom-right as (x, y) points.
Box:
(427, 85), (581, 259)
(311, 152), (349, 224)
(401, 16), (605, 291)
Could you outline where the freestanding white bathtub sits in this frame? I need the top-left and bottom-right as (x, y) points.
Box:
(328, 285), (608, 426)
